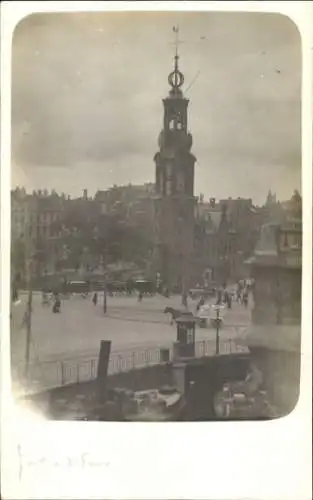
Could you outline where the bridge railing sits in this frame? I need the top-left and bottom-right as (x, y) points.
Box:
(13, 338), (249, 394)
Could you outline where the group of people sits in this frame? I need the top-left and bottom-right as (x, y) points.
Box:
(195, 279), (253, 313)
(42, 286), (155, 314)
(195, 287), (232, 312)
(42, 278), (253, 317)
(215, 287), (233, 309)
(42, 291), (61, 313)
(214, 281), (252, 309)
(236, 279), (254, 307)
(43, 289), (100, 313)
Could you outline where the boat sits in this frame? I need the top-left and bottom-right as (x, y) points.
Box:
(123, 386), (186, 421)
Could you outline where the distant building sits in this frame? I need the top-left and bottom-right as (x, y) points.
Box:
(11, 188), (70, 277)
(95, 183), (155, 216)
(11, 188), (25, 242)
(194, 201), (235, 284)
(95, 183), (156, 268)
(193, 196), (262, 284)
(219, 197), (260, 259)
(262, 189), (285, 224)
(126, 196), (155, 242)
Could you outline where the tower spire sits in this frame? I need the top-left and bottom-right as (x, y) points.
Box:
(173, 25), (180, 59)
(153, 27), (196, 296)
(168, 26), (184, 94)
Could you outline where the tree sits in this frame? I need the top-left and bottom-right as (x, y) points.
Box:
(49, 207), (153, 271)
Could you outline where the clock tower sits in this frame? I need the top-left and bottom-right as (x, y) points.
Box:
(153, 29), (196, 295)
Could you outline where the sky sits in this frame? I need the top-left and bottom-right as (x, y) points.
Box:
(12, 11), (301, 206)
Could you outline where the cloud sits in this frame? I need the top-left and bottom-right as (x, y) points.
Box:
(11, 11), (301, 204)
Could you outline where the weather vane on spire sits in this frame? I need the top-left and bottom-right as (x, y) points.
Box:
(173, 25), (180, 57)
(168, 25), (184, 91)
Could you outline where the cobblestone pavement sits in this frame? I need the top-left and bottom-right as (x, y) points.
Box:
(11, 293), (252, 366)
(9, 293), (252, 395)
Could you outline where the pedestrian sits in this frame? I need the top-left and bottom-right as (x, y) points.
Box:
(216, 289), (222, 305)
(92, 292), (98, 306)
(138, 291), (143, 302)
(53, 294), (61, 313)
(196, 295), (205, 312)
(227, 292), (232, 309)
(242, 290), (248, 308)
(237, 280), (243, 301)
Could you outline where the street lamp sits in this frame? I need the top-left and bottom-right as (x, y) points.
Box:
(211, 304), (225, 355)
(25, 257), (33, 383)
(219, 255), (229, 288)
(103, 284), (107, 314)
(24, 216), (35, 385)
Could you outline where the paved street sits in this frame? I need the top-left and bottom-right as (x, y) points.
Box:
(11, 292), (252, 367)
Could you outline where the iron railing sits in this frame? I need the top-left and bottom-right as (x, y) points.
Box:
(14, 338), (249, 394)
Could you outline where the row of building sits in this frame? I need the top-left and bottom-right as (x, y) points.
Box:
(11, 181), (299, 287)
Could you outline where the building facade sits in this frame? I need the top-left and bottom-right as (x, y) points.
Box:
(152, 48), (196, 292)
(193, 196), (262, 285)
(11, 188), (65, 281)
(244, 191), (302, 415)
(247, 191), (302, 326)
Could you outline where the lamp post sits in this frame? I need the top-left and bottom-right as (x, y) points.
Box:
(24, 213), (34, 385)
(218, 255), (227, 288)
(100, 253), (107, 315)
(212, 304), (224, 355)
(24, 266), (33, 383)
(181, 285), (188, 308)
(103, 284), (107, 314)
(181, 252), (190, 309)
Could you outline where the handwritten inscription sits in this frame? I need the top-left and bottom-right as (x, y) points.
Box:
(17, 445), (110, 481)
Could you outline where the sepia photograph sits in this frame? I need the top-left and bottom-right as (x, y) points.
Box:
(10, 10), (302, 422)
